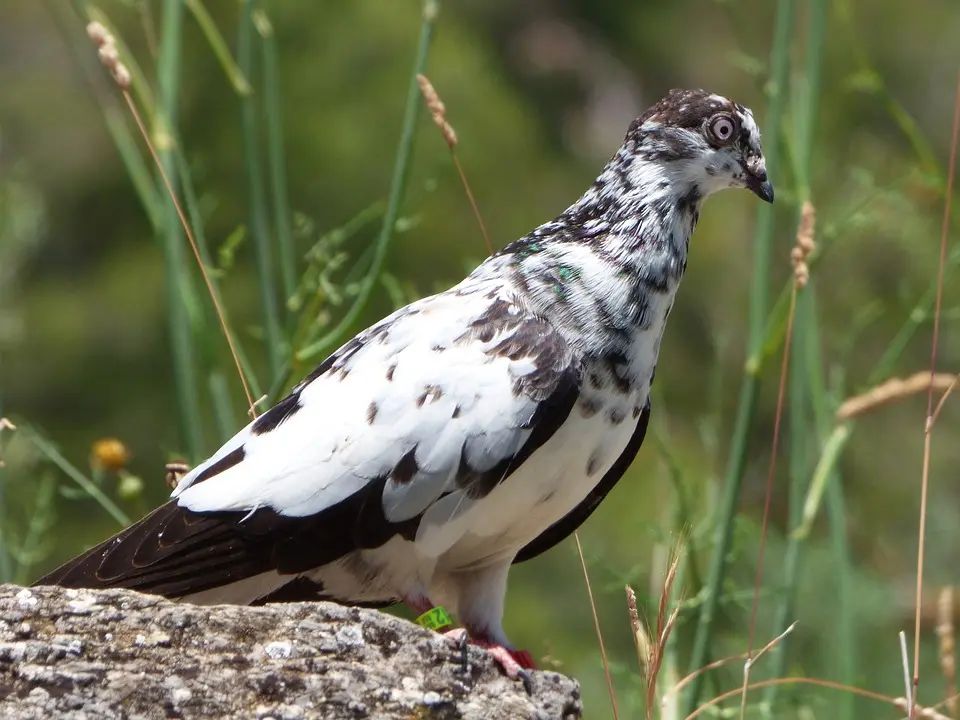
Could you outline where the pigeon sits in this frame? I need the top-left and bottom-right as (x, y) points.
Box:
(36, 88), (773, 687)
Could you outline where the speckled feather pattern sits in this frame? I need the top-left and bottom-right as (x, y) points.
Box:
(36, 89), (771, 652)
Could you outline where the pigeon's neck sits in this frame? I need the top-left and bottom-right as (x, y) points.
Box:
(488, 153), (703, 374)
(499, 155), (703, 326)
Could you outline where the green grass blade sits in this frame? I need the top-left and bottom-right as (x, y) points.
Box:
(185, 0), (252, 96)
(239, 0), (285, 384)
(794, 423), (852, 541)
(296, 0), (441, 365)
(294, 202), (385, 347)
(822, 459), (857, 719)
(790, 299), (858, 719)
(102, 107), (163, 230)
(12, 473), (57, 587)
(23, 428), (131, 528)
(157, 0), (204, 460)
(47, 2), (163, 229)
(795, 297), (857, 718)
(763, 0), (830, 709)
(683, 0), (795, 711)
(255, 10), (296, 310)
(869, 241), (960, 385)
(209, 371), (236, 443)
(837, 0), (941, 180)
(172, 143), (263, 405)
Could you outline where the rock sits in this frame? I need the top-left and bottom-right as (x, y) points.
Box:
(0, 584), (582, 719)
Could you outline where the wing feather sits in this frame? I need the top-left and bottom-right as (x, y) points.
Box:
(36, 282), (583, 599)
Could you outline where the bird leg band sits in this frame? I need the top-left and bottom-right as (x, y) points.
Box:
(415, 606), (453, 631)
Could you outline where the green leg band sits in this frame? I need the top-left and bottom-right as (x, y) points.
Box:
(416, 606), (453, 631)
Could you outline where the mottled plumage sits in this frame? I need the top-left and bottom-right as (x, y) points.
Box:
(36, 88), (773, 684)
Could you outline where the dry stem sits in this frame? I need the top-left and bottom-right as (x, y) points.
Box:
(742, 277), (797, 716)
(575, 532), (619, 720)
(896, 698), (954, 720)
(902, 630), (915, 710)
(416, 74), (493, 256)
(85, 21), (257, 417)
(739, 622), (798, 719)
(624, 543), (685, 719)
(912, 69), (960, 720)
(686, 675), (958, 720)
(836, 372), (958, 421)
(937, 587), (957, 717)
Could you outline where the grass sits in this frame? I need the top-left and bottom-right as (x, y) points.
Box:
(683, 0), (797, 710)
(3, 2), (959, 718)
(239, 0), (285, 386)
(155, 0), (205, 461)
(763, 0), (833, 710)
(294, 0), (440, 368)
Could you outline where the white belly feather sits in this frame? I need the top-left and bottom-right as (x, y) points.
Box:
(420, 389), (644, 571)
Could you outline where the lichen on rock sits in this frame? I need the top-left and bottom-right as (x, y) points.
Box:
(0, 584), (582, 719)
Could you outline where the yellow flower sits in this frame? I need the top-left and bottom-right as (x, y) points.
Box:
(91, 438), (131, 472)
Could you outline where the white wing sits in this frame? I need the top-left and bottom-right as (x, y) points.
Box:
(173, 279), (582, 551)
(37, 278), (583, 597)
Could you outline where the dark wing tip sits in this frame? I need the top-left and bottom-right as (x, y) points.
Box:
(32, 501), (267, 597)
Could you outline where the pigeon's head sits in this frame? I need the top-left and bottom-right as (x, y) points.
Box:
(626, 88), (774, 204)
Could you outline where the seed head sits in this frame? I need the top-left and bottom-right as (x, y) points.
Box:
(86, 21), (131, 90)
(791, 201), (817, 288)
(417, 74), (457, 148)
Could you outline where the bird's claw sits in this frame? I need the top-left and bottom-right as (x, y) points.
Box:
(441, 628), (470, 676)
(441, 629), (536, 693)
(517, 668), (533, 694)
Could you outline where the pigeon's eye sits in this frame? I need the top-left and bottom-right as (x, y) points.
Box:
(708, 114), (737, 144)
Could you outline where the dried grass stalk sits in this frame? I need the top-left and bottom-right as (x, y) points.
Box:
(626, 585), (651, 677)
(893, 698), (953, 719)
(836, 372), (958, 420)
(627, 544), (683, 719)
(937, 587), (957, 717)
(415, 73), (492, 256)
(791, 201), (816, 288)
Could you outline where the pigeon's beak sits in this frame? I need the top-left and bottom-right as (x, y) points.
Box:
(744, 155), (774, 203)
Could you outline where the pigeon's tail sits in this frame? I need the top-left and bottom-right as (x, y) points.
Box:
(32, 500), (287, 599)
(33, 479), (413, 606)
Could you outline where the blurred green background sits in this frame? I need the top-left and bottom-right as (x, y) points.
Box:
(2, 0), (960, 717)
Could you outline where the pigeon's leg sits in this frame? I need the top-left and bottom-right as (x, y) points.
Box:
(402, 582), (533, 691)
(401, 593), (470, 672)
(451, 561), (537, 691)
(401, 594), (435, 616)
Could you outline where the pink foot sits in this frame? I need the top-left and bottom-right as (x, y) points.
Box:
(442, 629), (536, 692)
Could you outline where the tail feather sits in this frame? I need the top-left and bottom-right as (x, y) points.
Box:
(33, 475), (422, 602)
(33, 501), (275, 597)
